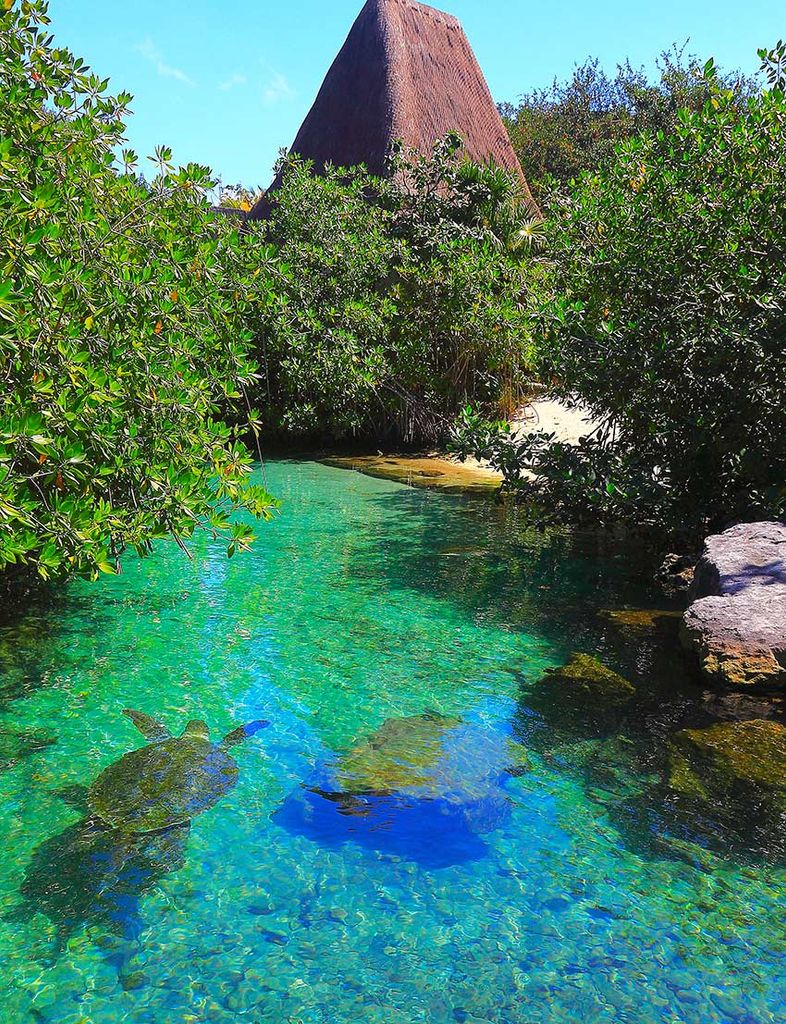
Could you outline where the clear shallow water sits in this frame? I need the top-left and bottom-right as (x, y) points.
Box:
(0, 460), (783, 1023)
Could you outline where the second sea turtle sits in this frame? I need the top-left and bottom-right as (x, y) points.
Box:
(87, 710), (269, 834)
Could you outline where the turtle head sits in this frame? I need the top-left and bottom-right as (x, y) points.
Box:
(183, 720), (210, 740)
(219, 719), (270, 751)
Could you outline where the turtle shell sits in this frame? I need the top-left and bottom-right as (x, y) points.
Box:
(336, 714), (461, 795)
(336, 714), (528, 803)
(88, 737), (238, 833)
(313, 714), (530, 837)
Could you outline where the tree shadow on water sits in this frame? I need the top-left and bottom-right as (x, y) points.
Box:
(0, 584), (116, 709)
(354, 487), (658, 651)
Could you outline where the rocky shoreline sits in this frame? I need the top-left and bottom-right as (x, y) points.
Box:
(681, 522), (786, 691)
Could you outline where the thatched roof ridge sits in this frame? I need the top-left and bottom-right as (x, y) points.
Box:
(249, 0), (536, 219)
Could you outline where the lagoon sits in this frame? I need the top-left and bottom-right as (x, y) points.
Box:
(0, 461), (783, 1023)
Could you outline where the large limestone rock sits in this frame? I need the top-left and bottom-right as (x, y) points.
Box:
(682, 522), (786, 690)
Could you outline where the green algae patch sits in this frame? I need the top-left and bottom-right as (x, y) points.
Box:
(668, 720), (786, 803)
(542, 653), (636, 705)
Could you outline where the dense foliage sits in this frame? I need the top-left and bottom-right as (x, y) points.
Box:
(7, 0), (783, 578)
(501, 50), (755, 199)
(249, 136), (540, 443)
(0, 0), (276, 583)
(457, 58), (786, 540)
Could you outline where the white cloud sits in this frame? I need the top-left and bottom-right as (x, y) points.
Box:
(137, 37), (196, 87)
(219, 72), (248, 92)
(262, 71), (295, 107)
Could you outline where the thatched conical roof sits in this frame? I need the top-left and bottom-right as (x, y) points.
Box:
(249, 0), (535, 219)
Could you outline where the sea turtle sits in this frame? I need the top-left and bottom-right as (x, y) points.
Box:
(304, 712), (530, 836)
(87, 709), (269, 834)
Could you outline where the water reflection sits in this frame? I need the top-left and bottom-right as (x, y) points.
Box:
(357, 486), (661, 653)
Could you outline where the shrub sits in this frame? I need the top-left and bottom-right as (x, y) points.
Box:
(246, 159), (400, 438)
(457, 61), (786, 541)
(0, 0), (277, 582)
(501, 50), (756, 200)
(251, 136), (540, 444)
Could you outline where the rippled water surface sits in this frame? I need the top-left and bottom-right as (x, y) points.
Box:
(0, 461), (784, 1023)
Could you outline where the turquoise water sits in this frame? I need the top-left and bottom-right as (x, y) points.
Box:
(0, 460), (784, 1023)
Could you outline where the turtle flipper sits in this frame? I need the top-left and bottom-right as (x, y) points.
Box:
(220, 720), (270, 751)
(308, 788), (372, 817)
(123, 709), (172, 741)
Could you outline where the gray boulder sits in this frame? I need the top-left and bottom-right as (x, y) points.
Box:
(681, 522), (786, 690)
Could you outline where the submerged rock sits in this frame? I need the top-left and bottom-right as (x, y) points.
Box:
(656, 554), (696, 598)
(681, 522), (786, 690)
(540, 654), (636, 705)
(525, 654), (636, 740)
(668, 719), (786, 809)
(322, 455), (500, 495)
(702, 690), (786, 722)
(601, 609), (682, 635)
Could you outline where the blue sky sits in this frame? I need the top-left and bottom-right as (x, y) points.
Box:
(47, 0), (780, 188)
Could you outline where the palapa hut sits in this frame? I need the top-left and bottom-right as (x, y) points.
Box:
(248, 0), (536, 219)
